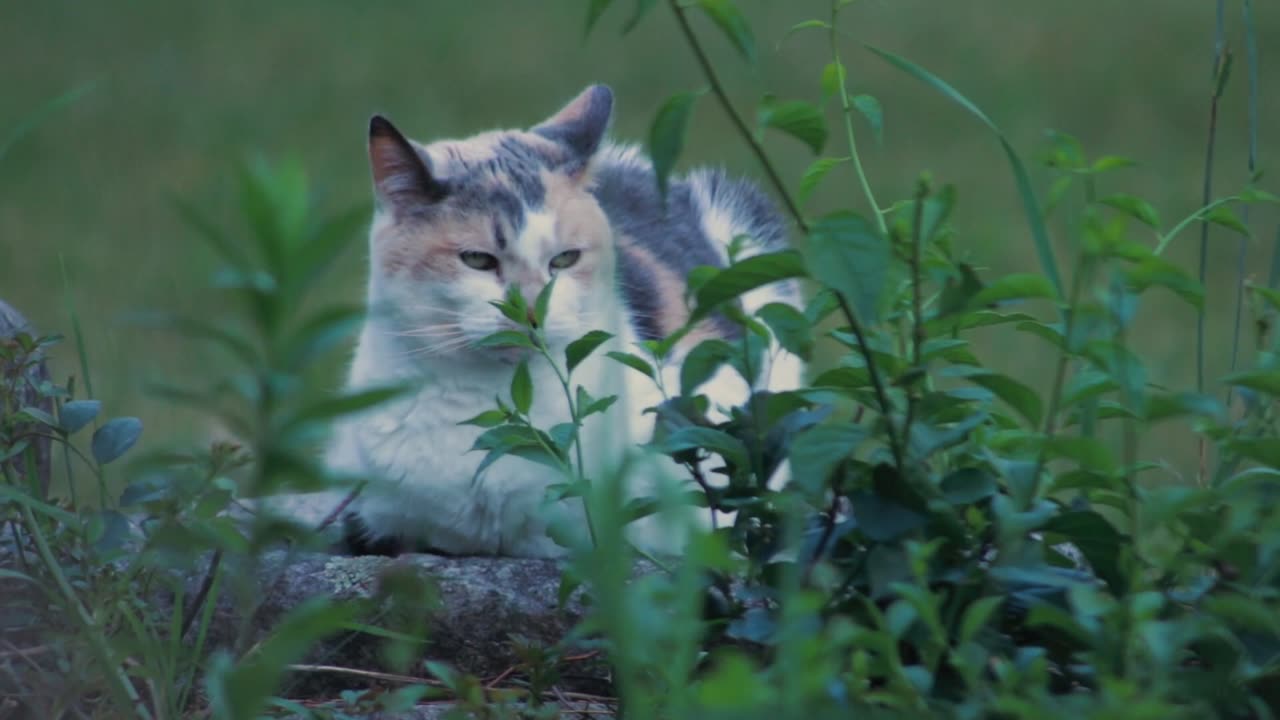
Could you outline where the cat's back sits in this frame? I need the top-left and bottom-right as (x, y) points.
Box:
(589, 145), (794, 342)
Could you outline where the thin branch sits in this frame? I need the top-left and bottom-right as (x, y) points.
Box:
(669, 0), (809, 233)
(179, 549), (221, 638)
(902, 180), (929, 451)
(1198, 1), (1229, 483)
(829, 1), (886, 234)
(834, 294), (905, 470)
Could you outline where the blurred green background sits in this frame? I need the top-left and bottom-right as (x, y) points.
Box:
(2, 1), (1277, 483)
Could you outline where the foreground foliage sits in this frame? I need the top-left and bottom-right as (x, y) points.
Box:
(2, 0), (1279, 718)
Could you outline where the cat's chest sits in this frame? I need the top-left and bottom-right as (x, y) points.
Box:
(354, 365), (568, 469)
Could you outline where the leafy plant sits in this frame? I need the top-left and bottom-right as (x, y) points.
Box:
(5, 1), (1280, 718)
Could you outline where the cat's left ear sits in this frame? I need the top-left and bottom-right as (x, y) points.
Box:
(532, 85), (613, 167)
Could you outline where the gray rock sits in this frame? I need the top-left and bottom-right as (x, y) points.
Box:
(191, 550), (613, 699)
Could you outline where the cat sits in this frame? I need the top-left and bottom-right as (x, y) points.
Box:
(277, 84), (803, 558)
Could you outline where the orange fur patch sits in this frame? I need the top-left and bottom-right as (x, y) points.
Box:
(376, 214), (495, 281)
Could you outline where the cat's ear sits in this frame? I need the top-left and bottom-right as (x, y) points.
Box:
(532, 85), (613, 164)
(368, 115), (448, 212)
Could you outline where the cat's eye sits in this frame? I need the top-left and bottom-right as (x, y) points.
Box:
(460, 251), (499, 271)
(549, 250), (581, 270)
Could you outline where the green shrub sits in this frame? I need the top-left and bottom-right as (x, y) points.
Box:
(3, 0), (1280, 718)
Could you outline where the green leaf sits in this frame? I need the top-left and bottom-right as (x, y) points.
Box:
(970, 372), (1042, 426)
(621, 0), (659, 33)
(799, 156), (848, 204)
(851, 491), (927, 541)
(804, 212), (889, 325)
(1223, 369), (1280, 396)
(783, 19), (831, 42)
(91, 417), (142, 464)
(655, 426), (750, 470)
(852, 94), (884, 145)
(691, 250), (807, 321)
(1045, 175), (1075, 218)
(470, 425), (566, 476)
(1042, 511), (1126, 591)
(820, 61), (845, 104)
(16, 406), (56, 427)
(941, 467), (997, 505)
(959, 596), (1005, 644)
(533, 274), (557, 327)
(866, 45), (1063, 300)
(1124, 256), (1204, 309)
(584, 0), (614, 35)
(757, 96), (827, 154)
(458, 409), (508, 428)
(756, 302), (813, 360)
(648, 90), (704, 198)
(1090, 155), (1136, 173)
(681, 339), (735, 396)
(565, 330), (614, 373)
(696, 0), (756, 63)
(285, 385), (406, 429)
(1204, 205), (1249, 236)
(909, 412), (988, 460)
(1228, 438), (1280, 467)
(577, 385), (619, 418)
(511, 360), (533, 415)
(606, 351), (655, 380)
(969, 273), (1056, 307)
(789, 423), (866, 496)
(1100, 193), (1161, 229)
(475, 330), (536, 350)
(207, 599), (359, 720)
(58, 399), (100, 434)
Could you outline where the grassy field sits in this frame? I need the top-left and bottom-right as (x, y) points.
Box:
(2, 0), (1277, 486)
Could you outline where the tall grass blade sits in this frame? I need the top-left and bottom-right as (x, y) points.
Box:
(58, 251), (107, 505)
(1231, 0), (1259, 379)
(0, 83), (95, 164)
(864, 45), (1063, 301)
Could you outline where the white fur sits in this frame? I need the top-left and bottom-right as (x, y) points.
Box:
(274, 151), (803, 558)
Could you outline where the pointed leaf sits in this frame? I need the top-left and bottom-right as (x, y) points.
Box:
(1100, 193), (1160, 229)
(756, 302), (814, 360)
(91, 417), (142, 464)
(852, 94), (884, 145)
(511, 360), (533, 415)
(804, 212), (889, 324)
(790, 422), (866, 496)
(757, 97), (827, 154)
(648, 90), (705, 198)
(692, 250), (807, 322)
(565, 330), (614, 373)
(606, 351), (655, 380)
(866, 45), (1062, 300)
(799, 156), (848, 204)
(696, 0), (756, 63)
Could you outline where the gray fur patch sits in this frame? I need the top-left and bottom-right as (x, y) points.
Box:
(439, 137), (553, 232)
(590, 150), (792, 340)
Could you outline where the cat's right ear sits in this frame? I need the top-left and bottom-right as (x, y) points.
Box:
(368, 115), (448, 212)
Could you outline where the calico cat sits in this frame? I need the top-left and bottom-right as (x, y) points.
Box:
(284, 85), (803, 558)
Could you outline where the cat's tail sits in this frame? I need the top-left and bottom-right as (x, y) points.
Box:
(687, 168), (805, 396)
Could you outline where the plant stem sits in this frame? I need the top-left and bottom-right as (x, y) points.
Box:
(1229, 0), (1260, 405)
(539, 343), (599, 549)
(902, 181), (928, 451)
(829, 2), (886, 235)
(668, 0), (808, 233)
(12, 483), (152, 719)
(1197, 1), (1229, 482)
(834, 294), (905, 471)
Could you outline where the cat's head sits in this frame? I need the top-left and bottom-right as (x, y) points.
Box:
(366, 85), (616, 363)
